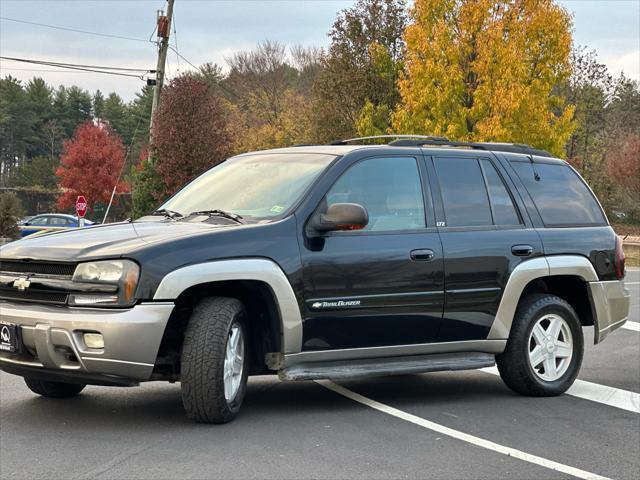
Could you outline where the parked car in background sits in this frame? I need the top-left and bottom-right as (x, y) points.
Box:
(18, 214), (94, 237)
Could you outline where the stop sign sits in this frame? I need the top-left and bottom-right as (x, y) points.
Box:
(75, 196), (88, 218)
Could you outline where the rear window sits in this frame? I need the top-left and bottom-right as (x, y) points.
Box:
(511, 162), (606, 227)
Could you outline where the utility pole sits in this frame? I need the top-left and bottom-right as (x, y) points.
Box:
(148, 0), (174, 163)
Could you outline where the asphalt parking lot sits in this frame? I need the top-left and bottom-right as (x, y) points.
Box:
(1, 270), (638, 480)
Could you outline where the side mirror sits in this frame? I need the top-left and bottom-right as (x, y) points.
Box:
(313, 203), (368, 232)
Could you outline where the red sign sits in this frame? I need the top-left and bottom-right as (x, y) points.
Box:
(75, 196), (88, 218)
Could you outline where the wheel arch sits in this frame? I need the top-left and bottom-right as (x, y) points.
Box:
(151, 259), (303, 375)
(488, 255), (598, 342)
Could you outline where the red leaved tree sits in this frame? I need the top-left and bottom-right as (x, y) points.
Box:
(56, 121), (128, 211)
(152, 75), (233, 198)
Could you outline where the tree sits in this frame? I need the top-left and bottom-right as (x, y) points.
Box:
(312, 0), (408, 141)
(0, 192), (24, 239)
(8, 156), (58, 190)
(93, 90), (105, 118)
(102, 93), (129, 142)
(392, 0), (574, 156)
(55, 122), (127, 211)
(151, 75), (232, 199)
(0, 77), (36, 184)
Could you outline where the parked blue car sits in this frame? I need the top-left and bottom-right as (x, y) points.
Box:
(18, 214), (95, 237)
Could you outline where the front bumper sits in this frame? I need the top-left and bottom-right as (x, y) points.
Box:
(0, 301), (174, 383)
(589, 280), (631, 344)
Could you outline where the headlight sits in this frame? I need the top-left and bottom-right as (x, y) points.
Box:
(70, 260), (140, 307)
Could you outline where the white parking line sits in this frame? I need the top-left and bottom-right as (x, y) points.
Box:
(625, 282), (640, 285)
(317, 380), (611, 480)
(480, 367), (640, 414)
(622, 321), (640, 332)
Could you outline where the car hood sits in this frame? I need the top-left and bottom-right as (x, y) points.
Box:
(0, 220), (234, 262)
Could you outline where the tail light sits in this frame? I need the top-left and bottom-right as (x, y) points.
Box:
(614, 236), (626, 280)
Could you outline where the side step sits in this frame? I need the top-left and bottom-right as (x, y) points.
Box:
(279, 352), (495, 381)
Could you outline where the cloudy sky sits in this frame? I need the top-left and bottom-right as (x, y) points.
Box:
(1, 0), (638, 100)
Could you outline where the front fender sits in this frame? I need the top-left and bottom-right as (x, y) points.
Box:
(153, 258), (303, 354)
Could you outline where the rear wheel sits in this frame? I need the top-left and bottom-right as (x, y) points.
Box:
(496, 294), (583, 396)
(180, 297), (249, 423)
(24, 378), (85, 398)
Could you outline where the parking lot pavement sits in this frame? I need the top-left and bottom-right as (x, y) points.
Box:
(1, 271), (638, 480)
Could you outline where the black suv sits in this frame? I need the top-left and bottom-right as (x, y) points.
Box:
(0, 136), (631, 423)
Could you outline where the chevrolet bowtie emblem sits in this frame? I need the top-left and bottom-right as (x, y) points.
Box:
(13, 277), (31, 291)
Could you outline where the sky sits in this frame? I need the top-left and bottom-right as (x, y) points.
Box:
(0, 0), (638, 100)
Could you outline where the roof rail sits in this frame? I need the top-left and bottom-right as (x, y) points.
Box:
(329, 134), (449, 145)
(402, 139), (552, 157)
(328, 135), (552, 157)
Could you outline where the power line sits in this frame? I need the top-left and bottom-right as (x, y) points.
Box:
(1, 56), (153, 79)
(1, 56), (152, 72)
(0, 16), (152, 43)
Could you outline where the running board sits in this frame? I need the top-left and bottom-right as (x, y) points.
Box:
(278, 352), (495, 381)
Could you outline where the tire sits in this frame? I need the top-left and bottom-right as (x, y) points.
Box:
(24, 378), (85, 398)
(180, 297), (249, 424)
(496, 294), (583, 397)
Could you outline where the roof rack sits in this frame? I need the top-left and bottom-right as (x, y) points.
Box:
(328, 135), (552, 157)
(329, 134), (449, 145)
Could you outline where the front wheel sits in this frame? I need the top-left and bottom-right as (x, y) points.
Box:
(180, 297), (249, 423)
(496, 294), (583, 396)
(24, 378), (85, 398)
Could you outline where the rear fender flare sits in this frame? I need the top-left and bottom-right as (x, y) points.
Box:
(488, 255), (597, 340)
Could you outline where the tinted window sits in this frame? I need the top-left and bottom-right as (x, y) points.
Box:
(434, 157), (492, 227)
(327, 157), (425, 231)
(48, 217), (69, 226)
(480, 159), (521, 226)
(29, 216), (48, 225)
(512, 162), (606, 226)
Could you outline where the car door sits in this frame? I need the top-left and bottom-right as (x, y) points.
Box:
(299, 155), (445, 352)
(426, 153), (543, 342)
(21, 215), (49, 236)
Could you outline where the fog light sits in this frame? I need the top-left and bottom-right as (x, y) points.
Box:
(83, 333), (104, 349)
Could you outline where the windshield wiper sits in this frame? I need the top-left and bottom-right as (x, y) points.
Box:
(151, 208), (183, 219)
(187, 209), (244, 223)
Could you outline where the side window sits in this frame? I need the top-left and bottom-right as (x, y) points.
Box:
(480, 159), (522, 226)
(29, 216), (47, 225)
(511, 162), (606, 226)
(48, 217), (67, 226)
(326, 157), (426, 231)
(434, 157), (492, 227)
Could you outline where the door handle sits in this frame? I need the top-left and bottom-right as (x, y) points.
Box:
(410, 249), (435, 261)
(511, 245), (534, 257)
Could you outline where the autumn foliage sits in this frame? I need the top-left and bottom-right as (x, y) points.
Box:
(55, 121), (127, 211)
(391, 0), (575, 156)
(152, 75), (233, 199)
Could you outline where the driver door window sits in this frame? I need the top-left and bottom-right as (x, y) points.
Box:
(326, 157), (426, 231)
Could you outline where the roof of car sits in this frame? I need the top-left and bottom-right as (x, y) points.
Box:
(237, 145), (381, 156)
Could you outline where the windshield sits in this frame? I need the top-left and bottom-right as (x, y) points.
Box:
(157, 153), (335, 219)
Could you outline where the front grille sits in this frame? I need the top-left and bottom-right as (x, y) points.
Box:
(0, 288), (68, 305)
(0, 261), (76, 277)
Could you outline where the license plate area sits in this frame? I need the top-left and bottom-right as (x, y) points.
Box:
(0, 321), (19, 353)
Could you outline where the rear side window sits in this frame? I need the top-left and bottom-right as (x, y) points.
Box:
(511, 162), (606, 227)
(434, 157), (493, 227)
(480, 159), (521, 226)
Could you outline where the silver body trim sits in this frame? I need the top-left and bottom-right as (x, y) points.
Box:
(282, 340), (506, 368)
(488, 255), (627, 344)
(153, 258), (303, 354)
(0, 301), (173, 380)
(589, 280), (630, 343)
